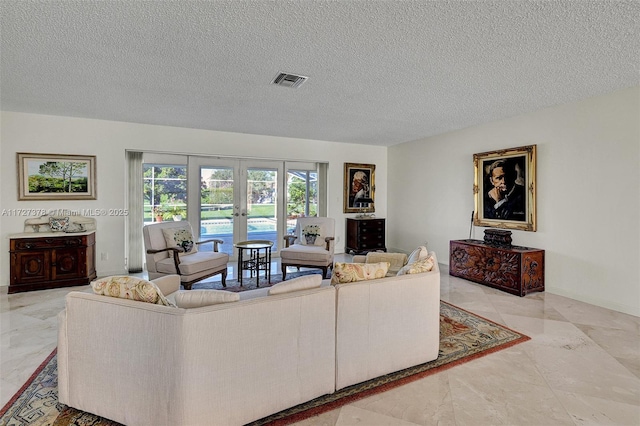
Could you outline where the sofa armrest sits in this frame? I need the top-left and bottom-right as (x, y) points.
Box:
(352, 255), (366, 263)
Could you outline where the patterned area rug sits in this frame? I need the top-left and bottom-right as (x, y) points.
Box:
(0, 302), (529, 426)
(190, 269), (329, 292)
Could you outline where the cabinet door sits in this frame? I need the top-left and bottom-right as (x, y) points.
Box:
(52, 247), (84, 280)
(13, 251), (51, 284)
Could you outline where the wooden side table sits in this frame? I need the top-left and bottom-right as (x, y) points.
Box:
(234, 240), (273, 286)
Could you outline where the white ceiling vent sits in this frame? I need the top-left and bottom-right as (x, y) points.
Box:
(271, 72), (308, 88)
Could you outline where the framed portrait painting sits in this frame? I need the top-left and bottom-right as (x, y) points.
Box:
(17, 152), (97, 200)
(474, 145), (536, 231)
(343, 163), (375, 214)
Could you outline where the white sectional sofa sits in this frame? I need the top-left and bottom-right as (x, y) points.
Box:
(58, 253), (440, 426)
(334, 260), (440, 389)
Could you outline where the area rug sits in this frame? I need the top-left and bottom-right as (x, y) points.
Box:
(190, 269), (330, 292)
(0, 302), (529, 426)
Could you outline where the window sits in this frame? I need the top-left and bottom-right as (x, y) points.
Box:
(143, 164), (187, 223)
(286, 169), (318, 234)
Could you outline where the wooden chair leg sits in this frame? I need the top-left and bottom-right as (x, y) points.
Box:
(221, 269), (227, 287)
(281, 264), (287, 280)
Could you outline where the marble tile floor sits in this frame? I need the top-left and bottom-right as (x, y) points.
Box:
(1, 259), (639, 425)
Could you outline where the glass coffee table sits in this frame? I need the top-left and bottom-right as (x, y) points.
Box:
(234, 240), (274, 286)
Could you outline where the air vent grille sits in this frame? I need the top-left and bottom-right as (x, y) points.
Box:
(271, 72), (308, 88)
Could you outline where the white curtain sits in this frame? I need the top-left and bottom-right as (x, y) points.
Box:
(126, 151), (144, 273)
(318, 162), (328, 217)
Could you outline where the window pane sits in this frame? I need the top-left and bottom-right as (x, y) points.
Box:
(143, 164), (187, 223)
(286, 170), (318, 234)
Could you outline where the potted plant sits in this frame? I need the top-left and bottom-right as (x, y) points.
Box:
(168, 205), (187, 221)
(302, 224), (320, 245)
(153, 206), (164, 222)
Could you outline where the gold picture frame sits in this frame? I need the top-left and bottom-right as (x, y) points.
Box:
(343, 162), (375, 214)
(474, 145), (536, 231)
(17, 152), (97, 200)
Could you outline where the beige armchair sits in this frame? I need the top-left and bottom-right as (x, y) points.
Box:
(280, 217), (335, 280)
(143, 221), (229, 290)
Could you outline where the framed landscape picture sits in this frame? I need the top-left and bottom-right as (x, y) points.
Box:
(473, 145), (536, 231)
(343, 162), (375, 214)
(17, 153), (97, 200)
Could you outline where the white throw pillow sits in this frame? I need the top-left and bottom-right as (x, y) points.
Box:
(407, 246), (428, 264)
(162, 226), (198, 257)
(175, 290), (239, 308)
(268, 274), (323, 295)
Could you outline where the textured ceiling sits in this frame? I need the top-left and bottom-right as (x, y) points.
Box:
(1, 1), (638, 146)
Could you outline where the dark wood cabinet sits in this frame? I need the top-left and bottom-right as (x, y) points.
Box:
(345, 218), (386, 254)
(449, 239), (544, 297)
(9, 232), (96, 294)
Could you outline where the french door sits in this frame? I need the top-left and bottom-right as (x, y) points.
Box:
(188, 158), (284, 260)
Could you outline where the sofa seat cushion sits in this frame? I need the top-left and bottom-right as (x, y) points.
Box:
(91, 276), (175, 307)
(156, 251), (229, 275)
(331, 262), (390, 284)
(280, 244), (332, 262)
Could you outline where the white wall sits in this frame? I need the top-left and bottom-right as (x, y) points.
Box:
(388, 86), (640, 316)
(0, 112), (387, 282)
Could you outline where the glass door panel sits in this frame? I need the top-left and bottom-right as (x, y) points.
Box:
(286, 169), (318, 234)
(245, 166), (279, 252)
(199, 165), (235, 257)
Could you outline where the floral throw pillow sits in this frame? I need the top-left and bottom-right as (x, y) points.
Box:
(49, 216), (70, 232)
(397, 255), (435, 275)
(331, 262), (390, 285)
(91, 276), (175, 307)
(301, 224), (324, 246)
(162, 226), (198, 258)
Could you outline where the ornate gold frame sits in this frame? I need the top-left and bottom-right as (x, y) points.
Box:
(343, 162), (376, 214)
(473, 145), (536, 231)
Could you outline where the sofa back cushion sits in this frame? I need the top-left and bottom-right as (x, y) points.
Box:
(365, 252), (408, 276)
(268, 274), (323, 295)
(331, 262), (390, 284)
(175, 289), (239, 308)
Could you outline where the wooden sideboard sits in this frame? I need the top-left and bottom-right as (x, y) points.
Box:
(345, 218), (386, 254)
(9, 232), (96, 294)
(449, 239), (544, 296)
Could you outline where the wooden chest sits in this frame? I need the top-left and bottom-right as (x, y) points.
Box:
(449, 239), (544, 296)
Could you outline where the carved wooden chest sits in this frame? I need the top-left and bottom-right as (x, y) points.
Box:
(449, 239), (544, 297)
